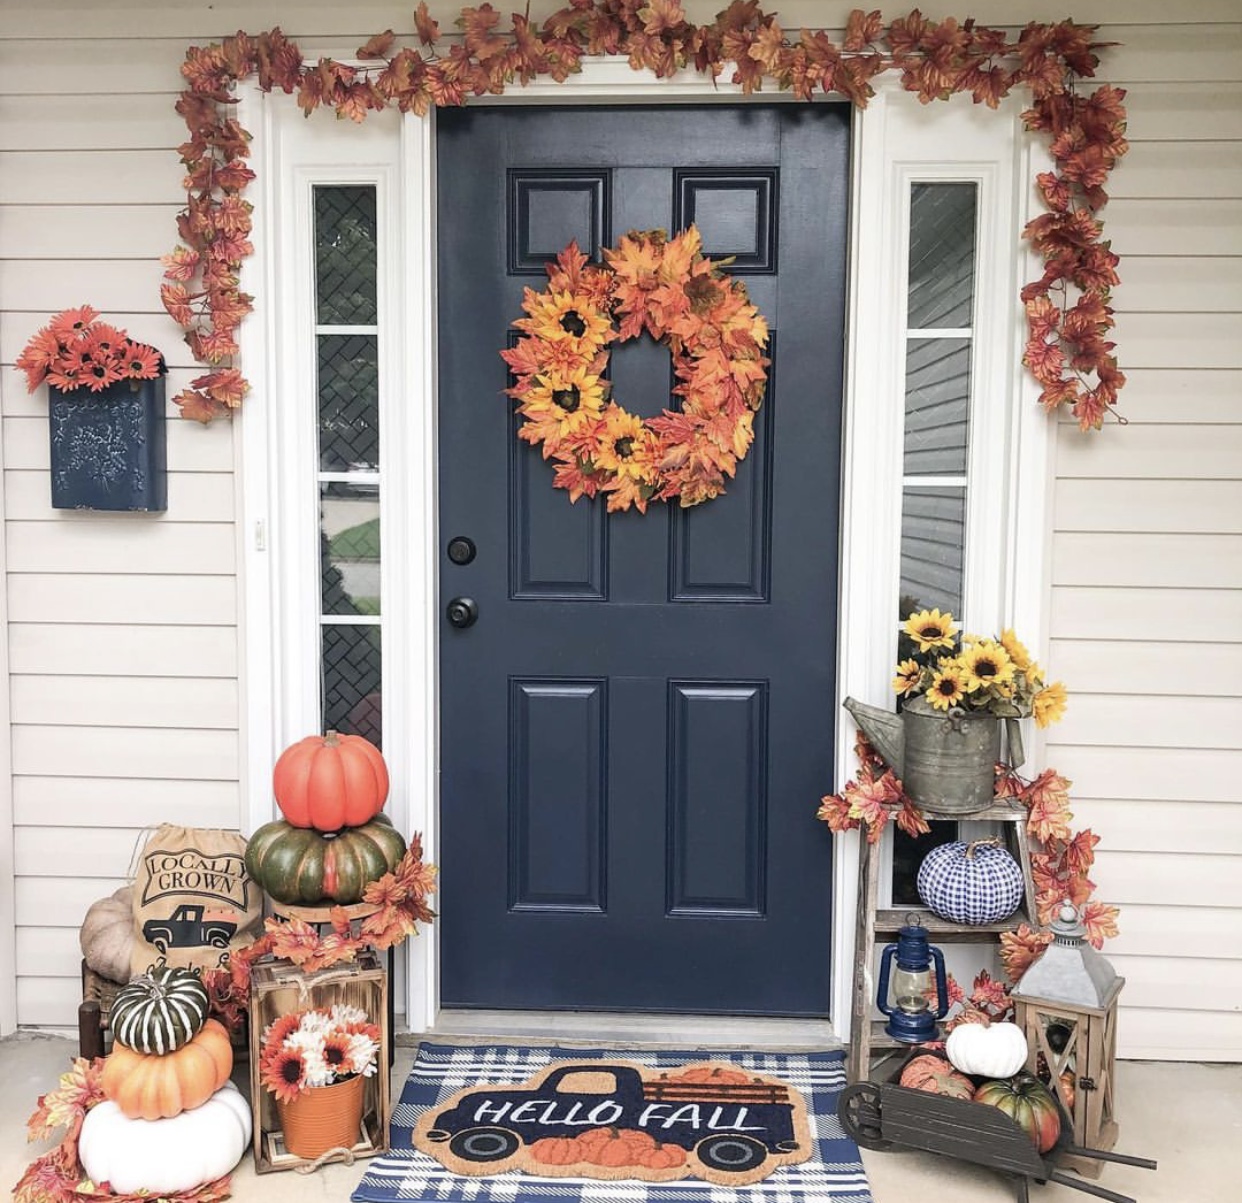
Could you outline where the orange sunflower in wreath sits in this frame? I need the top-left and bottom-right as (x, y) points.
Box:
(501, 226), (770, 513)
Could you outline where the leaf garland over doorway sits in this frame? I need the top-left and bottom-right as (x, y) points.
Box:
(163, 4), (1128, 430)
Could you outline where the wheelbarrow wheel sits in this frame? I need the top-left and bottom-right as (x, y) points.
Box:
(838, 1082), (891, 1151)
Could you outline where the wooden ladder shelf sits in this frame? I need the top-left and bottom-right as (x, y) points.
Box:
(847, 800), (1039, 1083)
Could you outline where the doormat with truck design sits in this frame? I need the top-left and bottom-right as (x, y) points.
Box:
(352, 1042), (873, 1203)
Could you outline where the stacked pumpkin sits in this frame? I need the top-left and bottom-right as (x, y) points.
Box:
(81, 962), (251, 1193)
(898, 1021), (1062, 1154)
(245, 732), (405, 906)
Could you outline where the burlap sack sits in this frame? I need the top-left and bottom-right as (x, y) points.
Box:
(130, 824), (262, 977)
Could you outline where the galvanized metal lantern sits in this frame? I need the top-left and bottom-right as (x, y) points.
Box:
(876, 913), (949, 1044)
(1012, 903), (1125, 1180)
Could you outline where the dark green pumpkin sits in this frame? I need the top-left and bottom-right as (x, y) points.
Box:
(245, 814), (407, 905)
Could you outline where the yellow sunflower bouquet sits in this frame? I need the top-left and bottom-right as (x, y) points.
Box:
(893, 609), (1068, 728)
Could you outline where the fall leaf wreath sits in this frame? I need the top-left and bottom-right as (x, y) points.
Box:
(501, 226), (770, 513)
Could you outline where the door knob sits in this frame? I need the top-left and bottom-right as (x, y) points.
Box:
(446, 597), (479, 629)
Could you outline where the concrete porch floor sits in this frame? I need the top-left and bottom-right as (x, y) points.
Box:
(4, 1032), (1239, 1202)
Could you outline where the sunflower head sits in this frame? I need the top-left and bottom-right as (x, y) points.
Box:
(1033, 681), (1068, 728)
(1000, 628), (1034, 672)
(892, 659), (923, 697)
(522, 289), (614, 356)
(959, 641), (1016, 693)
(904, 608), (957, 653)
(594, 406), (658, 482)
(927, 666), (968, 711)
(518, 366), (608, 454)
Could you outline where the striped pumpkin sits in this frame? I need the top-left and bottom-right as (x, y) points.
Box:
(112, 961), (210, 1056)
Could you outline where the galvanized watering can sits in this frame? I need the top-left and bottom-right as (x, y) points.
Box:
(844, 695), (1025, 816)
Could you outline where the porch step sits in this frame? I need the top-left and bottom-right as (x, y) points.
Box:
(433, 1008), (842, 1050)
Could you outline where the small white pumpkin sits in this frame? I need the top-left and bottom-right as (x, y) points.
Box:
(78, 1080), (251, 1194)
(946, 1020), (1029, 1080)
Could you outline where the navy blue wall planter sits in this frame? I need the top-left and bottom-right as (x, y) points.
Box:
(48, 376), (167, 512)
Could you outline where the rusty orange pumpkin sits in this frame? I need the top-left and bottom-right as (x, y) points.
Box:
(898, 1053), (975, 1101)
(101, 1018), (233, 1120)
(272, 730), (389, 831)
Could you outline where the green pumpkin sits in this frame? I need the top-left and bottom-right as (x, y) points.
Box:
(245, 814), (407, 905)
(112, 961), (210, 1056)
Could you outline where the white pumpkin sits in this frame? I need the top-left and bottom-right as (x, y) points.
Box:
(79, 886), (135, 984)
(946, 1021), (1029, 1079)
(78, 1080), (251, 1193)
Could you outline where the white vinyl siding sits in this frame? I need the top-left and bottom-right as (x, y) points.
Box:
(1, 1), (1238, 1055)
(1043, 16), (1242, 1058)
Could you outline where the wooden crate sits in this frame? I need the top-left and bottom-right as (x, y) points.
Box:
(247, 952), (391, 1173)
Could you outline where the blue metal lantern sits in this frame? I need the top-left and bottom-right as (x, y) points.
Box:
(876, 913), (949, 1044)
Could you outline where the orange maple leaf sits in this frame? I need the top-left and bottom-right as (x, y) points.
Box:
(844, 9), (885, 51)
(1024, 769), (1074, 844)
(1080, 900), (1120, 948)
(173, 388), (224, 424)
(414, 1), (440, 45)
(1000, 924), (1053, 983)
(357, 30), (396, 59)
(845, 773), (901, 842)
(161, 246), (201, 282)
(190, 368), (249, 408)
(894, 799), (930, 839)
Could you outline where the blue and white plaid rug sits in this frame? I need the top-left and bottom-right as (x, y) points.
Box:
(352, 1042), (872, 1203)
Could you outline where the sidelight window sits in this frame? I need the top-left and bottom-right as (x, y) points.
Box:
(314, 185), (383, 748)
(893, 181), (979, 903)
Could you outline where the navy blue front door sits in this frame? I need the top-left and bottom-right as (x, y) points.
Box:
(438, 104), (848, 1015)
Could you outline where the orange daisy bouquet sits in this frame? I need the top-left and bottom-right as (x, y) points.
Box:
(16, 305), (163, 395)
(260, 1003), (380, 1104)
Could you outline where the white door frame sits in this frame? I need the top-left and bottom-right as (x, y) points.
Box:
(237, 62), (1051, 1041)
(0, 414), (15, 1035)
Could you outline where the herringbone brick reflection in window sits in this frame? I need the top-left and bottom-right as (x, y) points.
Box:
(315, 185), (378, 325)
(322, 624), (382, 750)
(319, 334), (379, 471)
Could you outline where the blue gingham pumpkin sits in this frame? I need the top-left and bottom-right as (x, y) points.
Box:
(917, 839), (1023, 925)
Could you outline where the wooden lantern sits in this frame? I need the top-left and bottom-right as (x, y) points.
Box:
(1011, 904), (1124, 1180)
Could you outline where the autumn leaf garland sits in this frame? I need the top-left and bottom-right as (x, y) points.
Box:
(164, 4), (1127, 429)
(502, 229), (769, 512)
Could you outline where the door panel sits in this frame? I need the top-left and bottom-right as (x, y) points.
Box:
(438, 104), (849, 1015)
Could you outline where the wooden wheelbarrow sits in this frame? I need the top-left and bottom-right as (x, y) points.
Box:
(839, 1067), (1157, 1203)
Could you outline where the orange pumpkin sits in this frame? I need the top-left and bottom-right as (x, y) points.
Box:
(671, 1065), (750, 1084)
(530, 1136), (583, 1165)
(898, 1053), (975, 1101)
(577, 1128), (656, 1166)
(576, 1128), (617, 1157)
(101, 1018), (233, 1120)
(272, 731), (389, 831)
(636, 1142), (686, 1170)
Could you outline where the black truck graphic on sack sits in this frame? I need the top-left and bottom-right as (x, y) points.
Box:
(415, 1061), (813, 1185)
(141, 904), (237, 952)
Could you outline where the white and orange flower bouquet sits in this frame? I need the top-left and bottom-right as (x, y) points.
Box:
(259, 1003), (381, 1104)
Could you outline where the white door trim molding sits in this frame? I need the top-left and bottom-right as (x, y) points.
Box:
(0, 403), (16, 1035)
(237, 60), (1052, 1041)
(831, 81), (1052, 1039)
